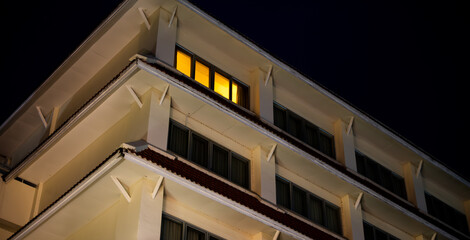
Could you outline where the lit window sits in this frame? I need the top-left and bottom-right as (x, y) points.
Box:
(195, 61), (210, 87)
(214, 72), (230, 99)
(176, 50), (191, 77)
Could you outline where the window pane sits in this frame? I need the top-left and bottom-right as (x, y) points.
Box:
(176, 50), (192, 77)
(305, 125), (319, 149)
(214, 72), (230, 99)
(161, 217), (183, 240)
(391, 174), (407, 199)
(276, 177), (290, 209)
(287, 114), (303, 139)
(186, 226), (206, 240)
(191, 134), (209, 168)
(231, 155), (249, 188)
(379, 165), (392, 191)
(363, 222), (374, 240)
(292, 186), (308, 217)
(212, 145), (229, 178)
(356, 152), (366, 176)
(169, 123), (189, 158)
(308, 195), (323, 225)
(231, 80), (247, 106)
(374, 228), (388, 240)
(324, 205), (341, 234)
(273, 104), (287, 130)
(195, 61), (210, 87)
(318, 132), (334, 157)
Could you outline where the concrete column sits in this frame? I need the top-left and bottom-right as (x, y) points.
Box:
(341, 194), (364, 240)
(251, 68), (274, 124)
(146, 89), (171, 150)
(403, 162), (427, 211)
(334, 119), (357, 171)
(115, 178), (164, 240)
(252, 146), (276, 204)
(155, 8), (177, 65)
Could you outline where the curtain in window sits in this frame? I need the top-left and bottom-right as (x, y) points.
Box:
(292, 186), (308, 217)
(304, 125), (319, 149)
(391, 174), (406, 199)
(231, 156), (248, 188)
(212, 145), (229, 178)
(287, 115), (302, 139)
(308, 195), (323, 225)
(186, 227), (205, 240)
(273, 105), (287, 130)
(161, 218), (182, 240)
(191, 135), (208, 167)
(324, 205), (340, 234)
(276, 178), (290, 209)
(169, 124), (189, 158)
(318, 133), (333, 157)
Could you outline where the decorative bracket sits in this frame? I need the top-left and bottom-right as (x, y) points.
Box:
(152, 176), (164, 199)
(264, 65), (273, 86)
(36, 106), (48, 128)
(111, 176), (131, 203)
(273, 230), (280, 240)
(159, 84), (169, 105)
(138, 8), (151, 30)
(266, 144), (277, 162)
(354, 192), (364, 209)
(431, 233), (437, 240)
(126, 85), (143, 108)
(416, 160), (423, 177)
(346, 116), (354, 135)
(169, 6), (177, 28)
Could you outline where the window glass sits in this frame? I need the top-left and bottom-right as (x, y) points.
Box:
(287, 114), (302, 139)
(292, 186), (308, 217)
(318, 132), (333, 157)
(214, 72), (230, 99)
(186, 226), (205, 240)
(212, 145), (229, 178)
(276, 177), (290, 209)
(191, 134), (209, 167)
(324, 204), (341, 233)
(169, 123), (189, 158)
(425, 192), (469, 234)
(195, 61), (210, 87)
(231, 80), (246, 107)
(305, 125), (319, 148)
(161, 217), (183, 240)
(176, 50), (192, 77)
(273, 105), (287, 130)
(308, 195), (323, 225)
(231, 155), (248, 188)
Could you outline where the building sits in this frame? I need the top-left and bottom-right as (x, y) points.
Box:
(0, 0), (469, 239)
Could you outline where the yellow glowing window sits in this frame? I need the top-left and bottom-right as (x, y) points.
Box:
(195, 61), (210, 87)
(231, 82), (239, 104)
(214, 72), (230, 99)
(176, 50), (191, 77)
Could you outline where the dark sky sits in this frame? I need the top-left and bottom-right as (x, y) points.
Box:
(0, 0), (467, 179)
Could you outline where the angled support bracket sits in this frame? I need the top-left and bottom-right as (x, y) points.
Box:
(264, 65), (273, 86)
(111, 176), (131, 203)
(431, 233), (437, 240)
(416, 160), (423, 177)
(346, 116), (354, 135)
(159, 84), (169, 105)
(152, 176), (164, 199)
(126, 85), (143, 108)
(169, 6), (177, 28)
(354, 192), (364, 210)
(266, 144), (277, 162)
(273, 230), (280, 240)
(36, 106), (48, 128)
(138, 8), (151, 30)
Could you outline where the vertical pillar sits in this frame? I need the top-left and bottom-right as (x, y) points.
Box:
(403, 162), (427, 211)
(155, 8), (177, 65)
(115, 178), (164, 240)
(334, 119), (357, 171)
(252, 146), (276, 203)
(146, 89), (171, 150)
(251, 68), (274, 124)
(341, 194), (364, 240)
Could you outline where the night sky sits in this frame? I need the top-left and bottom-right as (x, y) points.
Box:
(0, 0), (467, 179)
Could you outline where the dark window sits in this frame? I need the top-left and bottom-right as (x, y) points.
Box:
(275, 176), (342, 234)
(363, 221), (400, 240)
(355, 151), (407, 199)
(425, 192), (469, 234)
(273, 102), (335, 158)
(168, 120), (250, 189)
(161, 214), (225, 240)
(175, 46), (249, 108)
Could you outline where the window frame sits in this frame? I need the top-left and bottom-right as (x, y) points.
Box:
(167, 120), (250, 189)
(162, 214), (225, 240)
(273, 102), (336, 158)
(175, 45), (249, 108)
(363, 221), (400, 240)
(275, 175), (342, 234)
(425, 192), (469, 234)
